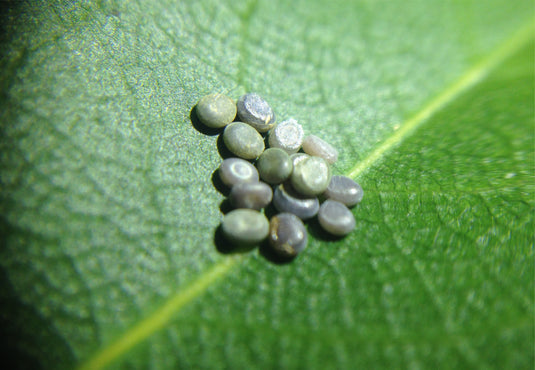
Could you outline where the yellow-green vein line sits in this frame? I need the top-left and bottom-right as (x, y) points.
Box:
(77, 257), (240, 370)
(347, 21), (535, 179)
(77, 20), (533, 370)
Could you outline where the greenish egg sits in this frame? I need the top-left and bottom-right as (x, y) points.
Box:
(256, 148), (293, 185)
(221, 209), (269, 246)
(223, 122), (265, 159)
(196, 93), (236, 128)
(290, 156), (331, 196)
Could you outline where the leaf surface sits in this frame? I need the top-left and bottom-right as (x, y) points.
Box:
(0, 1), (533, 369)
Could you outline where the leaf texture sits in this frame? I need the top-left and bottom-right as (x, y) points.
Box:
(0, 0), (533, 369)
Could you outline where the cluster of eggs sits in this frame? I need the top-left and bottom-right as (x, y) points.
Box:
(195, 93), (363, 259)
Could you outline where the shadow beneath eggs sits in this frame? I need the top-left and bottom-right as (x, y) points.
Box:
(190, 105), (223, 136)
(306, 217), (345, 242)
(211, 169), (230, 196)
(218, 199), (233, 215)
(213, 225), (236, 254)
(213, 225), (256, 255)
(258, 240), (296, 265)
(216, 134), (236, 159)
(263, 202), (278, 220)
(262, 131), (271, 146)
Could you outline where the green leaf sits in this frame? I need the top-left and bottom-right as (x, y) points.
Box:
(0, 1), (533, 369)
